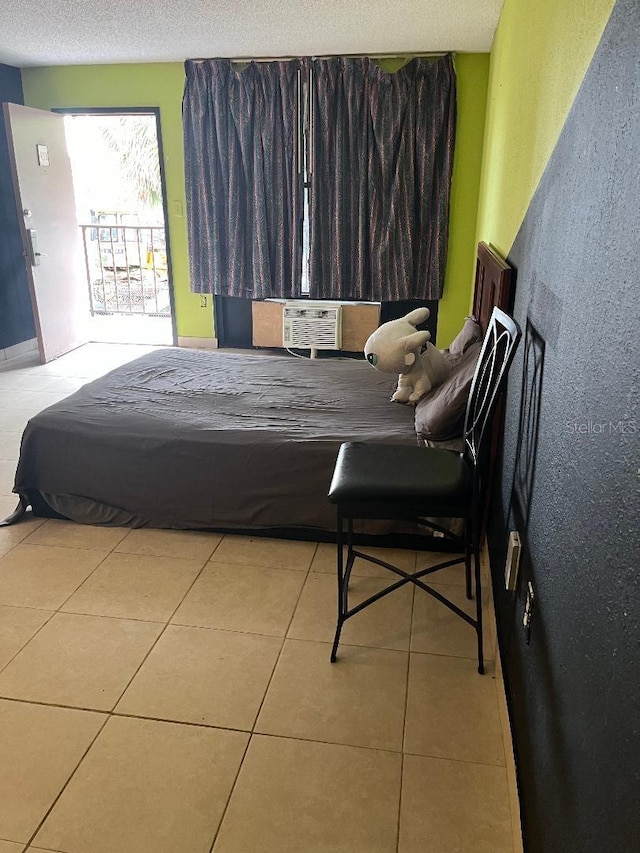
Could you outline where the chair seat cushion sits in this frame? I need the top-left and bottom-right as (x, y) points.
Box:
(328, 442), (473, 519)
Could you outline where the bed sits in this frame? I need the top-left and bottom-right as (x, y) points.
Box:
(6, 243), (512, 540)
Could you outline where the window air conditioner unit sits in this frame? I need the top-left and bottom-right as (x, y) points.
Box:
(283, 301), (343, 353)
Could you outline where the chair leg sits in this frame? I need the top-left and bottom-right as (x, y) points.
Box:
(464, 518), (473, 601)
(330, 509), (346, 662)
(473, 515), (484, 675)
(330, 621), (344, 663)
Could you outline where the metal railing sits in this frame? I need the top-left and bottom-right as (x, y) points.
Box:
(80, 225), (170, 317)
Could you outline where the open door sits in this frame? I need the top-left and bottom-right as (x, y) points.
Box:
(3, 103), (89, 362)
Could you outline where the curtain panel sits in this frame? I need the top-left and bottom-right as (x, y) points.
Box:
(183, 59), (303, 299)
(309, 55), (456, 302)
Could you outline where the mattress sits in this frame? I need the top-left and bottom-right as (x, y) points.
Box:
(13, 348), (418, 533)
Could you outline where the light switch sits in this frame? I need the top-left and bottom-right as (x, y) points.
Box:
(504, 530), (521, 591)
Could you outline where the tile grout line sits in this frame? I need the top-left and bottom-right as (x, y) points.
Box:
(396, 553), (417, 852)
(250, 543), (316, 731)
(207, 730), (254, 853)
(0, 526), (131, 680)
(22, 706), (111, 851)
(1, 358), (168, 847)
(41, 608), (168, 626)
(248, 729), (405, 758)
(102, 708), (254, 735)
(1, 578), (500, 752)
(30, 542), (118, 614)
(0, 694), (251, 736)
(208, 559), (314, 573)
(3, 496), (510, 845)
(1, 689), (510, 768)
(207, 543), (317, 853)
(0, 539), (324, 716)
(3, 532), (222, 848)
(106, 534), (226, 714)
(0, 692), (420, 758)
(401, 744), (507, 768)
(0, 521), (47, 559)
(0, 608), (57, 679)
(0, 527), (204, 698)
(396, 747), (405, 852)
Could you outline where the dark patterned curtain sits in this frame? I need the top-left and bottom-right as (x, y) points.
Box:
(309, 55), (456, 301)
(183, 59), (303, 298)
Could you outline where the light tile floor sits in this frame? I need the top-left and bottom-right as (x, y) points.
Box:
(0, 343), (519, 853)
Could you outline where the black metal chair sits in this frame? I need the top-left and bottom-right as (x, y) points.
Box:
(328, 307), (521, 674)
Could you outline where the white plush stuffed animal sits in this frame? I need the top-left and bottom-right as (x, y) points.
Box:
(364, 308), (451, 404)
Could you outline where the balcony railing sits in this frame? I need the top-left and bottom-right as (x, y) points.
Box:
(80, 225), (170, 317)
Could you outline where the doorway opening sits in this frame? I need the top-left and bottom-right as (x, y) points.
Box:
(63, 110), (175, 345)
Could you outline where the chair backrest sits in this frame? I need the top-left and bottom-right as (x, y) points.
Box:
(463, 306), (521, 472)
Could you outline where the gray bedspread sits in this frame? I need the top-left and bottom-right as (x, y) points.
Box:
(14, 348), (418, 532)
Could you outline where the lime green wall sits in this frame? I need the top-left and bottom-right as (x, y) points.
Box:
(377, 54), (489, 347)
(21, 62), (212, 339)
(22, 55), (489, 346)
(476, 0), (616, 257)
(438, 53), (489, 347)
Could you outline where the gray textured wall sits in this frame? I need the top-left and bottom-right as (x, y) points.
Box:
(488, 1), (640, 851)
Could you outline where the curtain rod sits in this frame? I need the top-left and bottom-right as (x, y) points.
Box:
(191, 52), (448, 64)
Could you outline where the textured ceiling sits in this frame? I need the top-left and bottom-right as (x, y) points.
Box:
(0, 0), (502, 68)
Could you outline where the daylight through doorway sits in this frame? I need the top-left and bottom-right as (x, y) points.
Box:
(64, 111), (174, 345)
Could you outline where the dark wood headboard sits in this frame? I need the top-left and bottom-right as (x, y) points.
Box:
(471, 242), (514, 538)
(473, 242), (513, 334)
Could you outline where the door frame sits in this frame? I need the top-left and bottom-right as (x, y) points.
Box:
(3, 102), (92, 362)
(54, 106), (178, 346)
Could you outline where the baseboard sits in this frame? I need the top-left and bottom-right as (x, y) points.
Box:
(483, 545), (524, 853)
(177, 336), (218, 350)
(0, 337), (38, 361)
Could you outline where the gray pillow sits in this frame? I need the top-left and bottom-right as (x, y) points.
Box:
(449, 316), (482, 355)
(414, 342), (482, 441)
